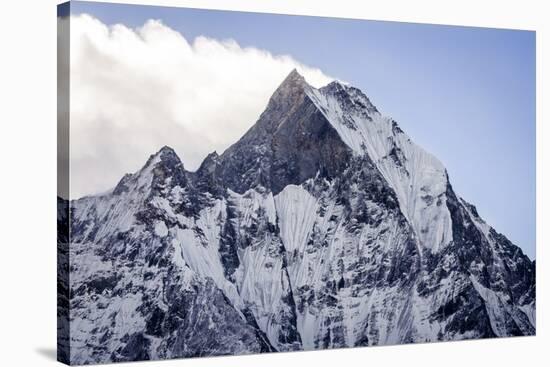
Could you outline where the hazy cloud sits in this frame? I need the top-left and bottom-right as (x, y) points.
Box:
(64, 14), (333, 198)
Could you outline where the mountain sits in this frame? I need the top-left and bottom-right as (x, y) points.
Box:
(57, 69), (535, 365)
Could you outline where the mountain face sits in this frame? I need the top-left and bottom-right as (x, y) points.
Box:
(58, 69), (535, 365)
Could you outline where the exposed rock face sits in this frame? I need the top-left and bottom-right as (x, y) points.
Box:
(214, 70), (352, 195)
(58, 69), (535, 365)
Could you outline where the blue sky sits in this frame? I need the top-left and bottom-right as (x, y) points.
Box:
(68, 1), (536, 259)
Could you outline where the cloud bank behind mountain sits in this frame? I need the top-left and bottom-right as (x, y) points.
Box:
(62, 14), (333, 198)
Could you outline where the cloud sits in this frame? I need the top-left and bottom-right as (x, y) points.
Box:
(64, 14), (333, 198)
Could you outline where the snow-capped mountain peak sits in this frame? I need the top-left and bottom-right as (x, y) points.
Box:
(59, 69), (535, 365)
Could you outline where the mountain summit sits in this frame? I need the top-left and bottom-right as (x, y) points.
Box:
(59, 69), (535, 365)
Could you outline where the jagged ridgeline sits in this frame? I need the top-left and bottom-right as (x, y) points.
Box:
(57, 69), (535, 365)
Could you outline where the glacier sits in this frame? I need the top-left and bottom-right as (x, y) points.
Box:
(57, 69), (535, 365)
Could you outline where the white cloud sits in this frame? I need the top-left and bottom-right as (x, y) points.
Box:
(65, 14), (333, 198)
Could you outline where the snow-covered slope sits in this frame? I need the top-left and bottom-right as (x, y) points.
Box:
(306, 81), (452, 253)
(58, 69), (535, 365)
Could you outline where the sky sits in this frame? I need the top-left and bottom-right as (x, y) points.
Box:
(63, 1), (536, 259)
